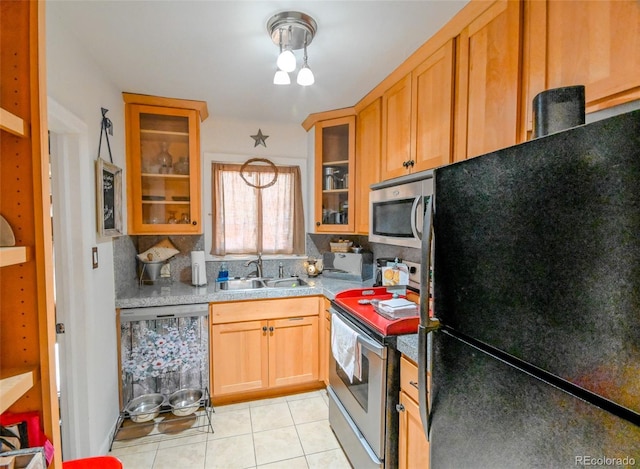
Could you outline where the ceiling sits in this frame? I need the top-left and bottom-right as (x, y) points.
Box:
(47, 1), (469, 126)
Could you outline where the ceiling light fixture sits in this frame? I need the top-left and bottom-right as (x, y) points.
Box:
(296, 33), (314, 86)
(268, 11), (317, 86)
(276, 27), (297, 73)
(273, 69), (291, 85)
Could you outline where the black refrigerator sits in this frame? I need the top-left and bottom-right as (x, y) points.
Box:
(418, 109), (640, 468)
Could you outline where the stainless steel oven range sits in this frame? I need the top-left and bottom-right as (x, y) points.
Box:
(328, 284), (420, 469)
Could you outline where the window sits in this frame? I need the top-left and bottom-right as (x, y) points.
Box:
(211, 162), (305, 255)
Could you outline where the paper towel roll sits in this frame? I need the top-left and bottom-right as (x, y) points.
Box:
(190, 251), (207, 286)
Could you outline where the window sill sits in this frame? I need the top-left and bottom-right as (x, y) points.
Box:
(208, 254), (307, 262)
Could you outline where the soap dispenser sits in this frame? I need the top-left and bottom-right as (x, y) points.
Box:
(217, 262), (229, 281)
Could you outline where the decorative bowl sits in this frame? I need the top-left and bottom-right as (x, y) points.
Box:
(168, 388), (203, 417)
(125, 393), (165, 423)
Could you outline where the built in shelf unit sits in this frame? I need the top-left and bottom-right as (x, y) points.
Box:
(0, 2), (62, 467)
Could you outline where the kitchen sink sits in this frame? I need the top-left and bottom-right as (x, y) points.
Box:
(214, 278), (266, 291)
(264, 277), (309, 288)
(214, 277), (310, 291)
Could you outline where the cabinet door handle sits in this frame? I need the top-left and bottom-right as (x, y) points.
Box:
(409, 380), (419, 390)
(269, 326), (274, 332)
(396, 403), (405, 413)
(262, 326), (268, 332)
(192, 220), (198, 226)
(288, 317), (304, 321)
(316, 221), (321, 227)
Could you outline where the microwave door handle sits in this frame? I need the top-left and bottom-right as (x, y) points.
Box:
(418, 195), (439, 441)
(411, 196), (424, 241)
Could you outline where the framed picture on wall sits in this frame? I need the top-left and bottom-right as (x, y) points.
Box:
(96, 158), (123, 237)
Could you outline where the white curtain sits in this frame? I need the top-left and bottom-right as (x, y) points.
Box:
(211, 162), (305, 255)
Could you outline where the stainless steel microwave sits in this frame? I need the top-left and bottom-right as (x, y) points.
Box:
(369, 171), (433, 249)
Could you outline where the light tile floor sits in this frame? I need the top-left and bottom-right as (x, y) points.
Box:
(109, 390), (352, 469)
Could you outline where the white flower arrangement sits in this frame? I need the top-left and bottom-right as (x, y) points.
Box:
(122, 322), (206, 381)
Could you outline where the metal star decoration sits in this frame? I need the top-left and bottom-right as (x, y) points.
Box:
(250, 129), (269, 147)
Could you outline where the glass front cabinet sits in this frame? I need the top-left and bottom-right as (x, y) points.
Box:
(314, 116), (356, 233)
(124, 93), (208, 234)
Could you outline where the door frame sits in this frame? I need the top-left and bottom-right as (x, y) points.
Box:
(47, 97), (93, 459)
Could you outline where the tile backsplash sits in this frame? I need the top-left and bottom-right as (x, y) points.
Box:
(113, 233), (420, 297)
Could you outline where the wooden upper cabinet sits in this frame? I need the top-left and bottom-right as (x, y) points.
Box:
(355, 98), (381, 234)
(523, 0), (640, 137)
(381, 39), (455, 181)
(412, 39), (455, 173)
(454, 0), (523, 162)
(314, 116), (356, 233)
(124, 93), (207, 235)
(381, 74), (412, 180)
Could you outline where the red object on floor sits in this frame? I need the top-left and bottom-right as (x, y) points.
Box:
(0, 411), (44, 448)
(62, 456), (123, 469)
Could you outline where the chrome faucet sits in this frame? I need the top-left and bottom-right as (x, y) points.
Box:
(245, 252), (264, 278)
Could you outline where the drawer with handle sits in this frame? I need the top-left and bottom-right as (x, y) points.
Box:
(400, 355), (429, 404)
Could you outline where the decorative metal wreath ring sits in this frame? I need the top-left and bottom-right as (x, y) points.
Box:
(240, 158), (279, 189)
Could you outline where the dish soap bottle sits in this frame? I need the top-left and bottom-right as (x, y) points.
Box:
(217, 262), (229, 281)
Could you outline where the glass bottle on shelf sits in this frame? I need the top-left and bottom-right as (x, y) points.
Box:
(157, 142), (173, 174)
(174, 156), (189, 175)
(179, 212), (190, 224)
(167, 211), (178, 224)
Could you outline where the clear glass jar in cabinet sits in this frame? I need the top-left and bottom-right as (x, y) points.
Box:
(314, 116), (355, 233)
(124, 94), (208, 234)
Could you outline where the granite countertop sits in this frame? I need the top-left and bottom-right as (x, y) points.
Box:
(115, 276), (371, 309)
(397, 334), (419, 363)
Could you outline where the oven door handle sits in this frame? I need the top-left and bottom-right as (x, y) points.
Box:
(355, 333), (385, 357)
(331, 311), (386, 358)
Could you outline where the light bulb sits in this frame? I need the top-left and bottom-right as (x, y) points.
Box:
(273, 69), (290, 85)
(297, 64), (314, 86)
(277, 49), (296, 73)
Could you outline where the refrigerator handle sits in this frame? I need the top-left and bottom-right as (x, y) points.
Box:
(418, 193), (440, 441)
(419, 195), (433, 325)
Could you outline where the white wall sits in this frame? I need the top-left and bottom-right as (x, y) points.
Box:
(46, 5), (124, 457)
(199, 117), (310, 259)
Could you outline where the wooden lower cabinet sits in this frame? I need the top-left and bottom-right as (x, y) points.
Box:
(210, 297), (322, 402)
(320, 298), (332, 385)
(211, 320), (269, 395)
(269, 316), (319, 387)
(398, 356), (430, 469)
